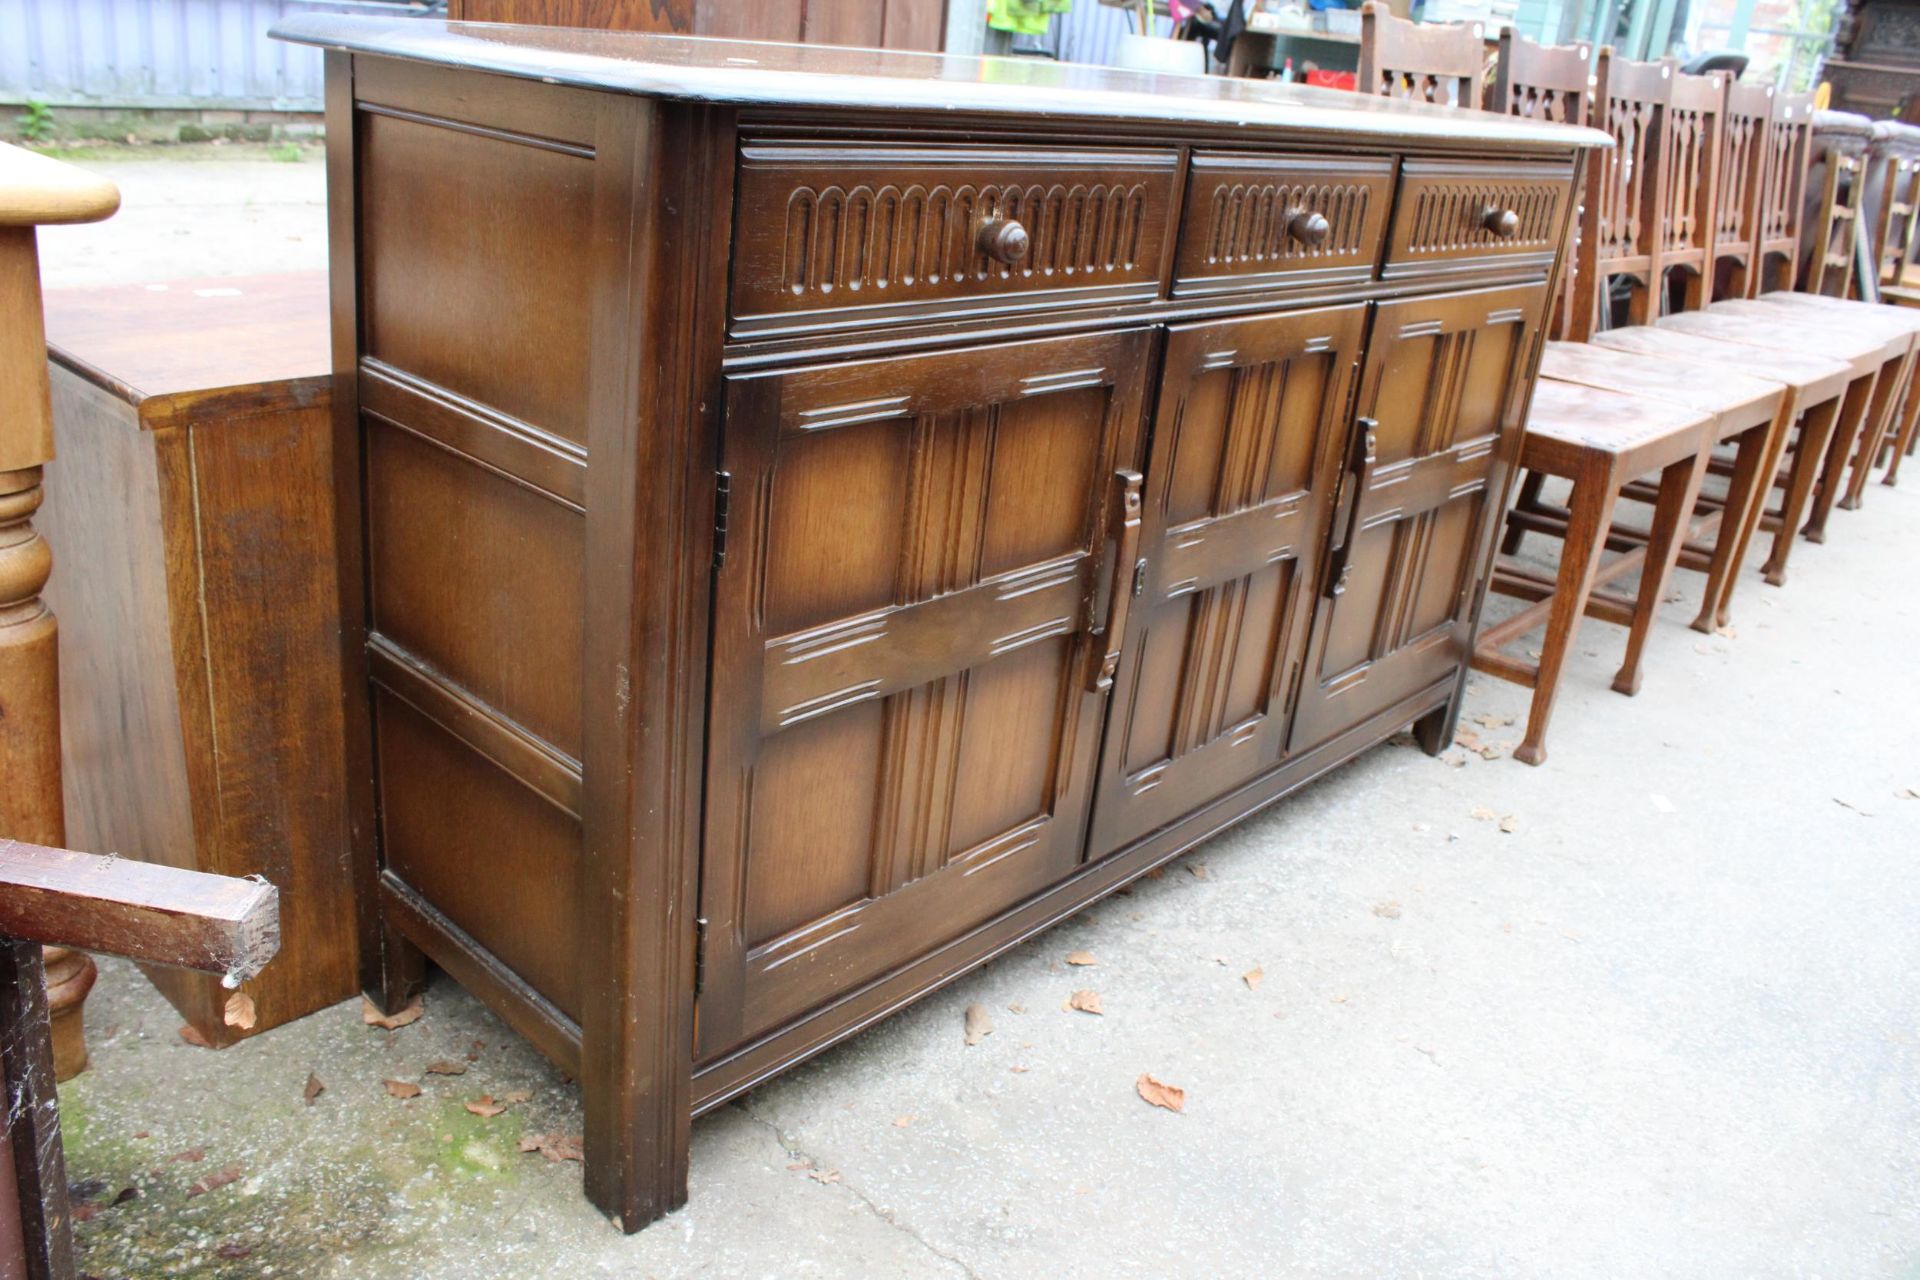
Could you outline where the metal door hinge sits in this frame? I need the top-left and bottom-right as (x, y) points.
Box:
(711, 471), (732, 570)
(693, 916), (710, 996)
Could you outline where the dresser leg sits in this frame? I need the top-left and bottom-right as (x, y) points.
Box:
(365, 916), (426, 1015)
(1412, 703), (1454, 756)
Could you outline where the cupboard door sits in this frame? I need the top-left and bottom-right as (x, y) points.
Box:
(1289, 282), (1546, 752)
(698, 330), (1151, 1057)
(1086, 304), (1365, 859)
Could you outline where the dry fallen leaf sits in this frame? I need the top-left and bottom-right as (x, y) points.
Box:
(424, 1060), (468, 1076)
(1145, 867), (1165, 879)
(1470, 806), (1497, 821)
(1187, 863), (1208, 880)
(1497, 815), (1520, 834)
(1010, 1065), (1030, 1074)
(166, 1147), (206, 1166)
(1065, 950), (1097, 967)
(302, 1073), (324, 1107)
(185, 1166), (243, 1198)
(807, 1168), (843, 1185)
(178, 1025), (212, 1049)
(1065, 989), (1104, 1015)
(500, 1089), (532, 1106)
(517, 1133), (584, 1163)
(1454, 727), (1483, 749)
(963, 1002), (994, 1046)
(1373, 900), (1402, 919)
(362, 995), (424, 1031)
(1006, 1003), (1026, 1014)
(223, 992), (256, 1030)
(1473, 712), (1515, 729)
(465, 1096), (507, 1118)
(1135, 1073), (1186, 1113)
(892, 1115), (913, 1128)
(383, 1080), (422, 1101)
(1242, 967), (1264, 990)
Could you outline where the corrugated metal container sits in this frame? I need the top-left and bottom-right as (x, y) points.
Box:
(0, 0), (406, 111)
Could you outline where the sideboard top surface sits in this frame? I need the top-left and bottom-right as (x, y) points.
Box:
(273, 15), (1611, 152)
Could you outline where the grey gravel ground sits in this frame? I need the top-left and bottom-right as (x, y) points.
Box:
(35, 148), (1920, 1280)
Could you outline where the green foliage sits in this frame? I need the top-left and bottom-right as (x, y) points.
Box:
(16, 100), (55, 143)
(268, 141), (302, 162)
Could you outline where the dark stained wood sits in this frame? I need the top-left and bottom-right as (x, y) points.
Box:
(295, 18), (1601, 1233)
(442, 0), (946, 51)
(0, 841), (278, 978)
(0, 939), (68, 1280)
(1290, 281), (1546, 753)
(38, 273), (354, 1049)
(1087, 304), (1361, 857)
(1356, 2), (1487, 108)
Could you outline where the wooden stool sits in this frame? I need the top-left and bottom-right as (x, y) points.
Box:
(1517, 342), (1792, 634)
(1474, 380), (1716, 766)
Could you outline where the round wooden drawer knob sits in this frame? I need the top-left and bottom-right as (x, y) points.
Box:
(977, 218), (1031, 265)
(1287, 210), (1332, 248)
(1482, 207), (1521, 239)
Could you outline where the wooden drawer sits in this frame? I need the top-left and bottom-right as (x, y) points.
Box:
(1173, 152), (1394, 297)
(729, 139), (1180, 338)
(1382, 158), (1573, 281)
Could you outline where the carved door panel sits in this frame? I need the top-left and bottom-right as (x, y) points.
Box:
(1086, 304), (1365, 859)
(698, 330), (1151, 1057)
(1289, 282), (1546, 752)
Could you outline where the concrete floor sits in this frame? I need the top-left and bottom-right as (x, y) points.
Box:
(35, 148), (1920, 1279)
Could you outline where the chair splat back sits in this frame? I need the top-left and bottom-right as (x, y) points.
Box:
(1713, 80), (1776, 298)
(1357, 2), (1486, 108)
(1754, 92), (1815, 293)
(1569, 49), (1671, 340)
(1661, 69), (1727, 312)
(1489, 30), (1592, 125)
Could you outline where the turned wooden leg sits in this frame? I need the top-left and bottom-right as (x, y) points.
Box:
(1515, 462), (1618, 767)
(1766, 394), (1841, 585)
(1804, 370), (1876, 543)
(1614, 448), (1710, 696)
(1697, 421), (1769, 633)
(1501, 469), (1547, 555)
(1838, 352), (1910, 510)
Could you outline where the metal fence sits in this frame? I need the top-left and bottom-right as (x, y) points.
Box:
(1, 0), (421, 112)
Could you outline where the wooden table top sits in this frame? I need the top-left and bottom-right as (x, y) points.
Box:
(43, 272), (329, 429)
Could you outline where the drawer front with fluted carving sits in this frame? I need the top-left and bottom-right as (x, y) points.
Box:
(729, 140), (1180, 338)
(1383, 158), (1573, 281)
(1173, 152), (1394, 297)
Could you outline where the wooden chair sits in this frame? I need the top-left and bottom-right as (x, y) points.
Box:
(1356, 1), (1486, 108)
(1490, 30), (1592, 339)
(1472, 381), (1715, 765)
(1710, 80), (1773, 299)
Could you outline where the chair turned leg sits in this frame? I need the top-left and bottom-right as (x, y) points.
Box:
(1804, 371), (1876, 543)
(1501, 470), (1547, 555)
(1766, 395), (1841, 586)
(1695, 421), (1768, 633)
(1515, 462), (1618, 767)
(1614, 448), (1710, 696)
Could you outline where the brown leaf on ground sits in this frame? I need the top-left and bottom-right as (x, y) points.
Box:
(892, 1115), (913, 1128)
(1065, 989), (1103, 1015)
(1454, 727), (1483, 749)
(362, 995), (424, 1030)
(222, 992), (256, 1030)
(1373, 900), (1402, 919)
(1187, 863), (1208, 880)
(1145, 866), (1165, 879)
(1135, 1073), (1186, 1113)
(1470, 806), (1497, 821)
(177, 1025), (212, 1049)
(1473, 713), (1515, 729)
(424, 1060), (468, 1076)
(185, 1166), (243, 1198)
(517, 1133), (585, 1163)
(1064, 950), (1097, 966)
(500, 1089), (532, 1106)
(383, 1080), (422, 1100)
(1242, 967), (1264, 990)
(1477, 743), (1506, 760)
(215, 1243), (253, 1261)
(302, 1073), (324, 1106)
(166, 1148), (205, 1165)
(963, 1002), (993, 1046)
(464, 1096), (507, 1118)
(1006, 1003), (1026, 1014)
(1497, 815), (1520, 834)
(1010, 1065), (1030, 1074)
(807, 1168), (842, 1185)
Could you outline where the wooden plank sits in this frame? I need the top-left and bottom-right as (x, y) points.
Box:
(0, 841), (277, 980)
(0, 939), (70, 1280)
